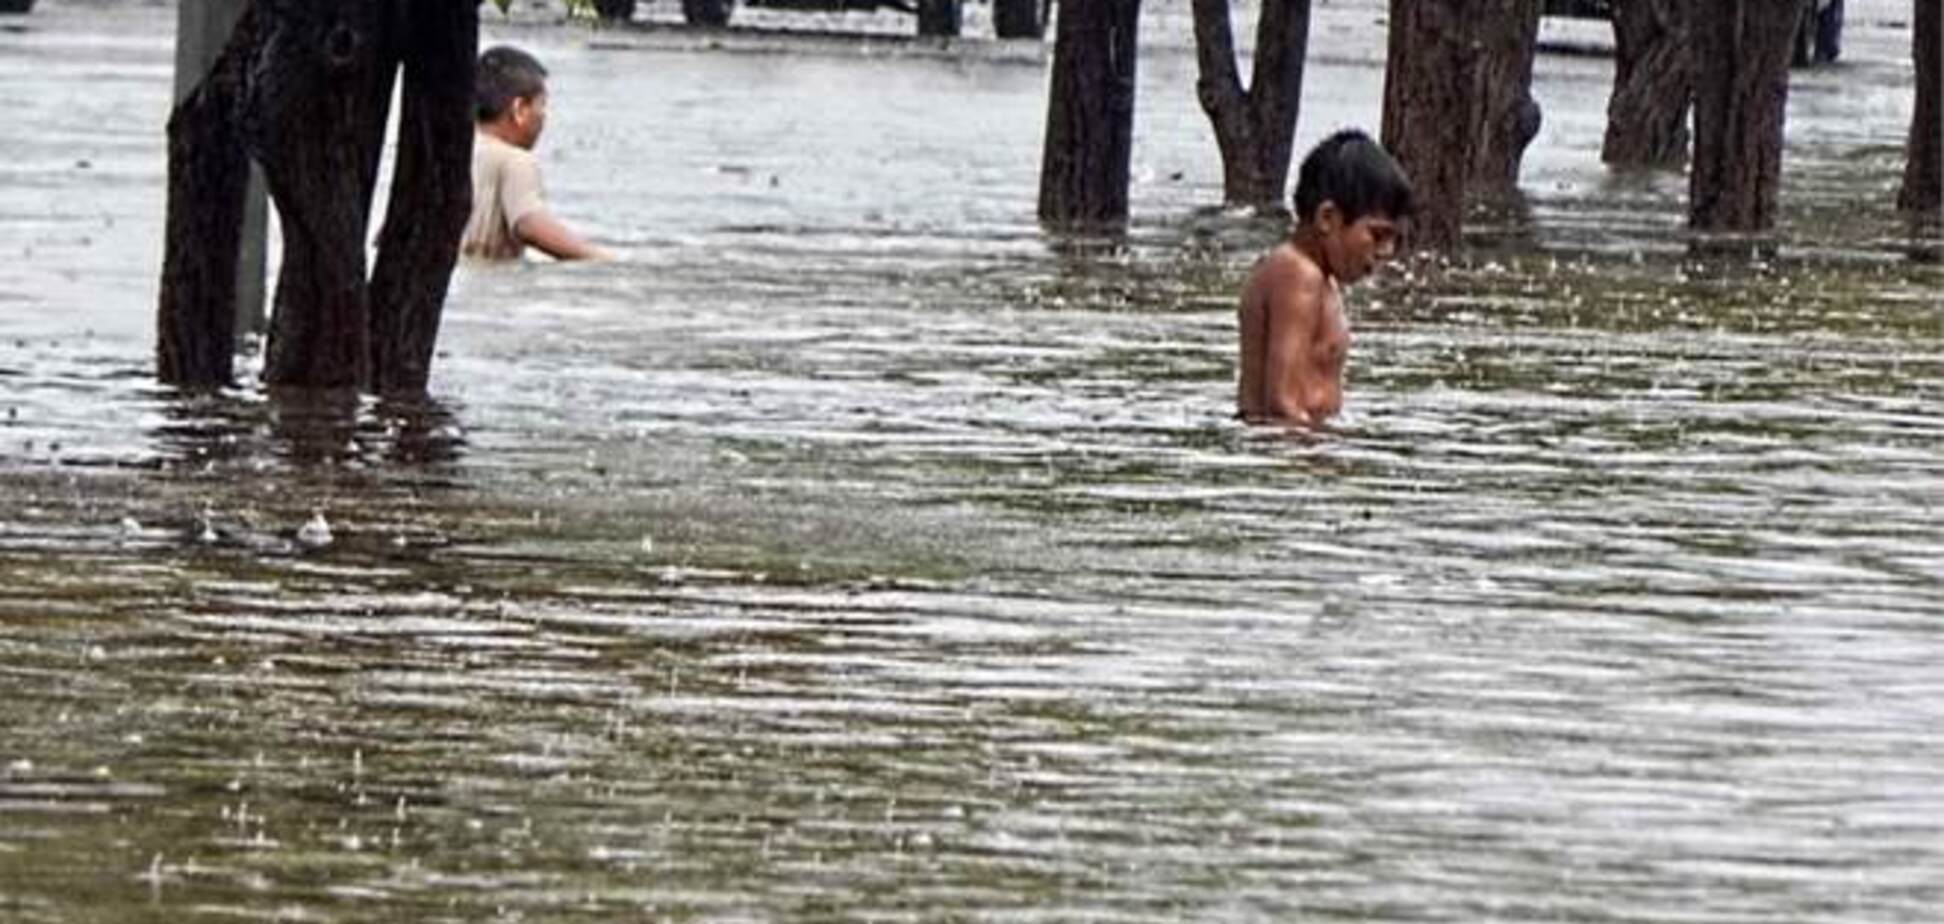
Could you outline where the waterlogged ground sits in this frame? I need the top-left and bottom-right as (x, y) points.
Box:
(3, 1), (1942, 920)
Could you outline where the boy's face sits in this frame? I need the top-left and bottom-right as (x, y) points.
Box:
(1316, 202), (1402, 285)
(509, 89), (549, 149)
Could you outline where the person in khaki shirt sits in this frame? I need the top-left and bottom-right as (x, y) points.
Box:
(461, 45), (606, 262)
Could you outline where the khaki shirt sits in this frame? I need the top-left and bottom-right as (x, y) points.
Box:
(461, 131), (545, 261)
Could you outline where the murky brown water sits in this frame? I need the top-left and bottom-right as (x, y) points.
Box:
(4, 1), (1941, 920)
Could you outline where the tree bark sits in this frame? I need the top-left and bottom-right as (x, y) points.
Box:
(1898, 0), (1941, 214)
(157, 5), (260, 387)
(1687, 0), (1798, 234)
(369, 0), (478, 395)
(255, 0), (401, 389)
(174, 0), (268, 338)
(1039, 0), (1143, 229)
(1467, 0), (1542, 195)
(1382, 0), (1474, 251)
(159, 0), (477, 394)
(1604, 0), (1692, 167)
(1191, 0), (1314, 209)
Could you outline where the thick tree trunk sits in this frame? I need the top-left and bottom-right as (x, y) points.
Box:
(1604, 0), (1692, 167)
(1687, 0), (1798, 234)
(159, 0), (477, 394)
(1191, 0), (1314, 209)
(1898, 0), (1941, 214)
(917, 0), (963, 37)
(1039, 0), (1143, 228)
(156, 5), (260, 387)
(1382, 0), (1474, 250)
(1467, 0), (1542, 194)
(256, 0), (401, 389)
(369, 1), (478, 394)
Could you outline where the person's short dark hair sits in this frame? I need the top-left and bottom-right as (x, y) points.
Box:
(476, 45), (549, 122)
(1292, 129), (1416, 225)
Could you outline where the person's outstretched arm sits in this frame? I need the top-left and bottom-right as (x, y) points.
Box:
(515, 211), (608, 261)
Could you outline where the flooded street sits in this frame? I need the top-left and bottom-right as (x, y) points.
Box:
(4, 0), (1942, 920)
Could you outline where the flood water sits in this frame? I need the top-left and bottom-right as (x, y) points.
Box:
(4, 0), (1942, 920)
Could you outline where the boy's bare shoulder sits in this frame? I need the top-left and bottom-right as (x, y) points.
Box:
(1247, 242), (1327, 296)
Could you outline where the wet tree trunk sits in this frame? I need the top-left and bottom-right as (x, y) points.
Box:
(173, 0), (268, 337)
(1467, 0), (1542, 195)
(158, 0), (478, 392)
(1604, 0), (1692, 167)
(369, 1), (478, 394)
(1191, 0), (1313, 210)
(255, 0), (401, 389)
(157, 5), (259, 386)
(1898, 0), (1941, 214)
(1039, 0), (1143, 229)
(1687, 0), (1798, 234)
(1382, 0), (1474, 250)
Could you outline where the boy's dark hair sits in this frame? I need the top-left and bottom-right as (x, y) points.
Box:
(1292, 129), (1416, 225)
(476, 45), (549, 123)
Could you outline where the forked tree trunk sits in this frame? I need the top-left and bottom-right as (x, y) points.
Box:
(1467, 0), (1542, 194)
(158, 0), (478, 392)
(1039, 0), (1143, 228)
(1604, 0), (1692, 167)
(1382, 0), (1474, 250)
(1687, 0), (1798, 233)
(1898, 0), (1941, 214)
(1191, 0), (1314, 209)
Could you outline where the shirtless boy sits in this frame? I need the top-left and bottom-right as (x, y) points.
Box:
(1237, 129), (1415, 425)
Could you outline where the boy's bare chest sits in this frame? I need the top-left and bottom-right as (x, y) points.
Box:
(1314, 302), (1350, 370)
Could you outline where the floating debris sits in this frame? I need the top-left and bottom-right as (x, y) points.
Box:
(297, 510), (334, 549)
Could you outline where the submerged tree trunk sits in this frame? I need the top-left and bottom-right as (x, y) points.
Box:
(1039, 0), (1143, 229)
(157, 5), (260, 386)
(369, 0), (478, 394)
(1382, 0), (1474, 250)
(1604, 0), (1692, 167)
(1688, 0), (1798, 234)
(255, 0), (401, 389)
(1467, 0), (1542, 195)
(1898, 0), (1941, 214)
(173, 0), (268, 338)
(1191, 0), (1314, 209)
(158, 0), (477, 392)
